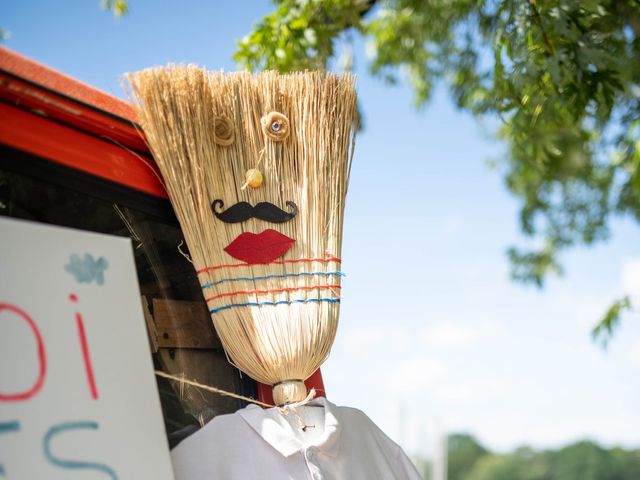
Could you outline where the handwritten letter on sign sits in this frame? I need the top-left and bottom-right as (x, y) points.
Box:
(0, 217), (175, 479)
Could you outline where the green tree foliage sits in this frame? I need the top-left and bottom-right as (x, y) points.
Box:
(466, 447), (550, 480)
(547, 441), (640, 480)
(101, 0), (129, 17)
(447, 433), (489, 480)
(446, 435), (640, 480)
(234, 0), (640, 342)
(547, 441), (612, 480)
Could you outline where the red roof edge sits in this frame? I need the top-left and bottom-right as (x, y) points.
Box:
(0, 46), (137, 122)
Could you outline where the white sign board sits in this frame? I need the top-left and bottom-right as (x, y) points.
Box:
(0, 217), (175, 479)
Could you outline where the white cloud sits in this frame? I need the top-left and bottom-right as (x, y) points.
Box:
(384, 357), (448, 394)
(420, 322), (481, 349)
(436, 380), (507, 403)
(340, 324), (411, 356)
(630, 339), (640, 369)
(621, 257), (640, 302)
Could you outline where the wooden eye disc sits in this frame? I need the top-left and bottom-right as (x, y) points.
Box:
(261, 112), (289, 141)
(213, 116), (234, 146)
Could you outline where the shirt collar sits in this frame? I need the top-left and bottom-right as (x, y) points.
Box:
(238, 396), (342, 458)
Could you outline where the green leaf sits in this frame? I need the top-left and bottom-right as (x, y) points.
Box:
(592, 296), (632, 349)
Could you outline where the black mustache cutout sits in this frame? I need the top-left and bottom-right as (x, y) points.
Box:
(212, 199), (298, 224)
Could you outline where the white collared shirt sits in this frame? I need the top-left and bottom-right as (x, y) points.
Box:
(170, 397), (422, 480)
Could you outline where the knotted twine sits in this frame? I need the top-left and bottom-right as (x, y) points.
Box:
(154, 370), (317, 430)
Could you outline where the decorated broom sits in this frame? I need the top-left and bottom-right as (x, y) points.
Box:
(127, 67), (357, 406)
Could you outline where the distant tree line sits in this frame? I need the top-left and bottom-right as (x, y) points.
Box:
(417, 433), (640, 480)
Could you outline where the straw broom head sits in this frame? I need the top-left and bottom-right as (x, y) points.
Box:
(126, 66), (357, 405)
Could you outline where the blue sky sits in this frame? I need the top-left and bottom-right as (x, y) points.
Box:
(3, 0), (639, 458)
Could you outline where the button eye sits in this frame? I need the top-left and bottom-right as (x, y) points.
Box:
(213, 116), (234, 146)
(261, 112), (289, 141)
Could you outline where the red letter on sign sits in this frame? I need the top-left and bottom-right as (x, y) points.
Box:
(69, 294), (99, 400)
(0, 303), (47, 401)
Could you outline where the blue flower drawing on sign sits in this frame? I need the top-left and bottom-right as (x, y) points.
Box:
(64, 254), (109, 285)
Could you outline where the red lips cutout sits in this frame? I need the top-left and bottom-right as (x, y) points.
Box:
(224, 229), (295, 264)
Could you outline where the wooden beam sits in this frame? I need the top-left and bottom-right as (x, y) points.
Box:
(152, 298), (220, 349)
(140, 295), (159, 353)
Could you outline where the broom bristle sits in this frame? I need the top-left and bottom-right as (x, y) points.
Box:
(126, 67), (357, 405)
